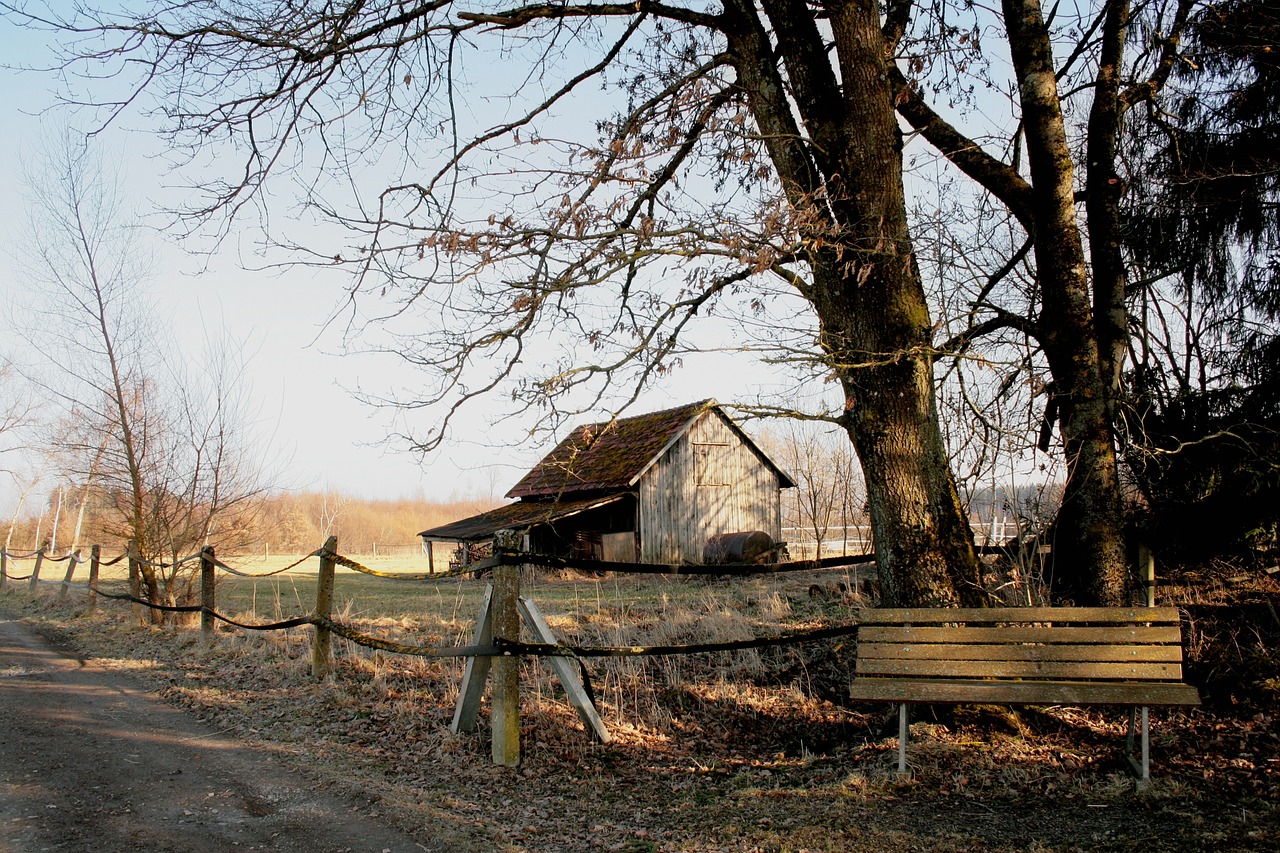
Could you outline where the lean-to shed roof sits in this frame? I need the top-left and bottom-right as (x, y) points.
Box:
(418, 494), (630, 542)
(505, 399), (795, 499)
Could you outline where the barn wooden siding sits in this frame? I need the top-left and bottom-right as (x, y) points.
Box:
(638, 410), (782, 564)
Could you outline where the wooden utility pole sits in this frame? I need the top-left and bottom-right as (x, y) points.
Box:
(311, 536), (338, 679)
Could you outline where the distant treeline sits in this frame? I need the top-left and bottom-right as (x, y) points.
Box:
(6, 491), (500, 556)
(251, 492), (500, 554)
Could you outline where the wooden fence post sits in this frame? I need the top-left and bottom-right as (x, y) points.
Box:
(200, 546), (216, 641)
(1138, 542), (1156, 608)
(451, 584), (495, 734)
(490, 536), (522, 767)
(88, 545), (101, 612)
(127, 540), (146, 626)
(28, 546), (46, 593)
(311, 536), (338, 679)
(58, 549), (81, 601)
(1, 548), (7, 590)
(517, 596), (611, 743)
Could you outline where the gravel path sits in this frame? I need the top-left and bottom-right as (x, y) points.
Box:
(0, 615), (441, 853)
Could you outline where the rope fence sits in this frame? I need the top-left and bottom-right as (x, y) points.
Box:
(0, 537), (871, 764)
(0, 540), (867, 651)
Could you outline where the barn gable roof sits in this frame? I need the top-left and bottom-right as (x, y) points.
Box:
(505, 399), (795, 499)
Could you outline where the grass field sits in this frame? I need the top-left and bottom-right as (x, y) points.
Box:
(24, 546), (872, 732)
(41, 548), (870, 637)
(20, 545), (870, 672)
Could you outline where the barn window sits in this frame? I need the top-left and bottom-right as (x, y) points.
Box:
(694, 442), (731, 486)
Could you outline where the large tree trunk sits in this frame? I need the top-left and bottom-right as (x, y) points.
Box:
(1004, 0), (1130, 605)
(1085, 0), (1132, 410)
(724, 0), (984, 607)
(837, 331), (985, 607)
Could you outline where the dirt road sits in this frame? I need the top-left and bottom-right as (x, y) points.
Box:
(0, 614), (439, 853)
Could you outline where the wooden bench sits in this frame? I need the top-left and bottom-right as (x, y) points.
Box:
(849, 607), (1200, 780)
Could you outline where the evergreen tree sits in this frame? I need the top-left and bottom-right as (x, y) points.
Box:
(1123, 0), (1280, 560)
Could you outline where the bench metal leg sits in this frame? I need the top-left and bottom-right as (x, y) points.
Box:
(1125, 706), (1150, 783)
(897, 703), (909, 774)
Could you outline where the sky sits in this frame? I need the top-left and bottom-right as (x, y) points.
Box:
(0, 17), (500, 508)
(0, 12), (793, 514)
(0, 5), (1039, 522)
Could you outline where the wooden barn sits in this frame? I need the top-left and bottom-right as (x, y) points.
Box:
(419, 399), (795, 565)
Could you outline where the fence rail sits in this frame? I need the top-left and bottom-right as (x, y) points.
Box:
(782, 517), (1022, 558)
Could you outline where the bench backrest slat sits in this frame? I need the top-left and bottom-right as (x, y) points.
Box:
(860, 625), (1183, 645)
(857, 642), (1184, 664)
(857, 606), (1181, 625)
(856, 658), (1184, 681)
(853, 606), (1189, 686)
(850, 606), (1199, 710)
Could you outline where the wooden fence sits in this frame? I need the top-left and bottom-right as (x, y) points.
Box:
(0, 538), (872, 767)
(3, 535), (1153, 768)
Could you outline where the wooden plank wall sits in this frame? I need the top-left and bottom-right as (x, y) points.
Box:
(638, 412), (782, 563)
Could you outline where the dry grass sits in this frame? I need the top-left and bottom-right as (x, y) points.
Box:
(2, 559), (1278, 852)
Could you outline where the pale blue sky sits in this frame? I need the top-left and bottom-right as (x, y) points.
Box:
(0, 16), (505, 507)
(0, 12), (787, 514)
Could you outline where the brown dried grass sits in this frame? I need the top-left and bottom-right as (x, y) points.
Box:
(2, 564), (1278, 852)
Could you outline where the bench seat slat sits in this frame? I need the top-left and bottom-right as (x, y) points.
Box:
(857, 606), (1181, 625)
(848, 677), (1201, 706)
(857, 642), (1185, 664)
(860, 625), (1183, 645)
(856, 658), (1183, 680)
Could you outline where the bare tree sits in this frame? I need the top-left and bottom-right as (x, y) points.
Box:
(16, 129), (272, 613)
(7, 0), (1009, 606)
(762, 424), (864, 559)
(0, 357), (40, 547)
(884, 0), (1205, 603)
(0, 359), (34, 457)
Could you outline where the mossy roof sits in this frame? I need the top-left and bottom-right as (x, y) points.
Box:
(505, 399), (794, 499)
